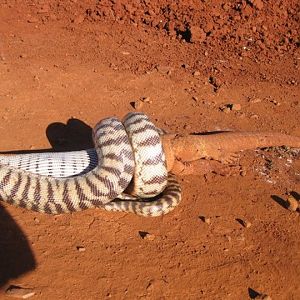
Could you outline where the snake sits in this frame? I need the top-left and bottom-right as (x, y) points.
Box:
(0, 113), (181, 216)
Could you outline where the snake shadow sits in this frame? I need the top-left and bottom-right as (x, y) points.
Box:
(0, 203), (36, 288)
(0, 118), (94, 154)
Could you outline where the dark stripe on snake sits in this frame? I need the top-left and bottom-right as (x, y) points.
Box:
(143, 154), (165, 165)
(20, 175), (31, 208)
(92, 172), (119, 198)
(125, 116), (147, 127)
(104, 153), (123, 162)
(119, 177), (131, 190)
(62, 182), (77, 212)
(143, 176), (167, 185)
(10, 173), (22, 198)
(85, 177), (104, 198)
(74, 179), (90, 201)
(0, 169), (12, 188)
(101, 166), (122, 177)
(137, 136), (160, 147)
(32, 178), (41, 211)
(99, 135), (130, 147)
(131, 123), (157, 135)
(46, 179), (55, 202)
(43, 202), (52, 214)
(123, 164), (134, 175)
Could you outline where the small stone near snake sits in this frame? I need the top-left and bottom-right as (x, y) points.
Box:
(130, 100), (144, 110)
(199, 216), (211, 225)
(72, 15), (85, 24)
(5, 285), (35, 299)
(138, 231), (155, 240)
(236, 218), (252, 228)
(287, 195), (299, 212)
(141, 96), (151, 103)
(231, 103), (242, 111)
(76, 246), (86, 252)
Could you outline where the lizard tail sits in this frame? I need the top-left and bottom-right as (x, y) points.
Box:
(168, 132), (300, 162)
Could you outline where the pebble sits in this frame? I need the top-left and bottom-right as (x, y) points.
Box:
(138, 231), (155, 240)
(199, 216), (211, 225)
(76, 246), (86, 252)
(5, 286), (35, 299)
(193, 71), (201, 76)
(238, 219), (252, 228)
(287, 195), (299, 212)
(130, 100), (144, 110)
(251, 0), (264, 10)
(270, 99), (280, 106)
(182, 63), (190, 69)
(73, 15), (85, 25)
(231, 103), (242, 111)
(141, 96), (151, 103)
(189, 26), (206, 43)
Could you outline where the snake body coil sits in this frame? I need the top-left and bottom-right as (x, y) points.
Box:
(0, 113), (182, 216)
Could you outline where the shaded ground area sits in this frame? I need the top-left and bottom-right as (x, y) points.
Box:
(0, 1), (299, 299)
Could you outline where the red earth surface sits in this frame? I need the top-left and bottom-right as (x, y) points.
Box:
(0, 0), (299, 299)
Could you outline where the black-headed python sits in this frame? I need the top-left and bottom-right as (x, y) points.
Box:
(0, 113), (181, 216)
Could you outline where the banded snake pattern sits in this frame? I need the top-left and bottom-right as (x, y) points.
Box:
(0, 113), (181, 216)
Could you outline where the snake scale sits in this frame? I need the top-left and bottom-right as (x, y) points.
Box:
(0, 113), (181, 216)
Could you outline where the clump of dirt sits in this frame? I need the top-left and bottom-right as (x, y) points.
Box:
(85, 0), (300, 59)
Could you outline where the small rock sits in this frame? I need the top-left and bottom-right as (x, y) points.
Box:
(76, 246), (86, 252)
(130, 100), (144, 110)
(251, 0), (264, 10)
(193, 71), (201, 76)
(138, 231), (155, 240)
(5, 285), (35, 299)
(192, 96), (199, 102)
(231, 103), (242, 111)
(141, 96), (151, 103)
(250, 114), (259, 119)
(73, 15), (85, 24)
(222, 107), (231, 114)
(270, 99), (280, 106)
(189, 26), (206, 43)
(237, 218), (252, 228)
(287, 195), (299, 212)
(182, 63), (190, 69)
(199, 216), (211, 225)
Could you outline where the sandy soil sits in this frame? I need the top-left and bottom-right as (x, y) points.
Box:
(0, 1), (299, 299)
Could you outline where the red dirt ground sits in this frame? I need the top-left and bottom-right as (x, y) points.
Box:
(0, 1), (299, 299)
